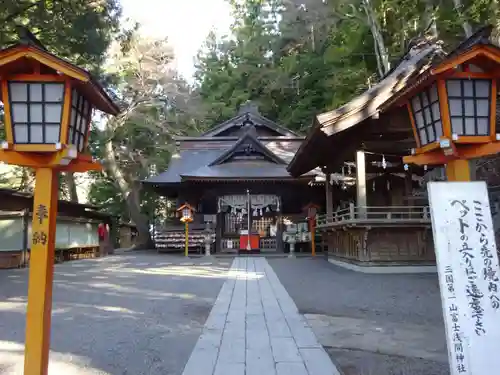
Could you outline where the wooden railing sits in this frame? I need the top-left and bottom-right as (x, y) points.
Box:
(316, 204), (431, 227)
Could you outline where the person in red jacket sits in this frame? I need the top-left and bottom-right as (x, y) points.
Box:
(97, 223), (108, 257)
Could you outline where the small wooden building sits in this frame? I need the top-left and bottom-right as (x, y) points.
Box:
(288, 28), (500, 269)
(0, 188), (112, 268)
(144, 102), (324, 253)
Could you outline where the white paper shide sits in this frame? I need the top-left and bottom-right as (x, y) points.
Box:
(428, 181), (500, 375)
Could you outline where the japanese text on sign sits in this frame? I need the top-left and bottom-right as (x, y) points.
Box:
(32, 231), (47, 246)
(35, 204), (48, 224)
(428, 181), (500, 375)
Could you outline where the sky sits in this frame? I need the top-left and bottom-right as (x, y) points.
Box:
(121, 0), (234, 82)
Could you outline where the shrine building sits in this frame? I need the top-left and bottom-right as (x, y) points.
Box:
(143, 102), (326, 253)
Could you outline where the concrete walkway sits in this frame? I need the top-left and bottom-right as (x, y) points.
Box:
(182, 257), (340, 375)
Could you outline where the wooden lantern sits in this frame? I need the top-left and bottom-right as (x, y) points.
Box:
(303, 202), (320, 220)
(0, 36), (119, 171)
(392, 31), (500, 170)
(177, 203), (195, 223)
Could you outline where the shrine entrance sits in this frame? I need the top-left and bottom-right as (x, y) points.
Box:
(218, 193), (281, 252)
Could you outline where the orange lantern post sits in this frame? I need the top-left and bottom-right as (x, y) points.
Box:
(177, 203), (195, 257)
(0, 33), (119, 375)
(303, 203), (320, 256)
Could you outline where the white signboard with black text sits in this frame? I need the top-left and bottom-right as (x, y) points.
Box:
(428, 181), (500, 375)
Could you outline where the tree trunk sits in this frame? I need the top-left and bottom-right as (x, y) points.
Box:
(423, 0), (438, 39)
(362, 0), (390, 77)
(451, 0), (473, 37)
(64, 172), (79, 202)
(103, 139), (152, 249)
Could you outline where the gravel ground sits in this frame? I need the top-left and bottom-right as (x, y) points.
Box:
(268, 257), (449, 375)
(0, 253), (231, 375)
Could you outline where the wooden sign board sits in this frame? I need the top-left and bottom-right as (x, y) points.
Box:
(428, 181), (500, 375)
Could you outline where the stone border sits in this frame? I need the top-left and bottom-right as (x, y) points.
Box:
(327, 257), (437, 274)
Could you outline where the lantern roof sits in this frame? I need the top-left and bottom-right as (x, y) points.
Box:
(0, 41), (119, 116)
(176, 203), (196, 213)
(302, 202), (320, 210)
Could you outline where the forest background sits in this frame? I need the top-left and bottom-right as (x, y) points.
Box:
(0, 0), (498, 248)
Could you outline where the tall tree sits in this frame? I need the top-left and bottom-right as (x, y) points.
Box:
(89, 34), (203, 249)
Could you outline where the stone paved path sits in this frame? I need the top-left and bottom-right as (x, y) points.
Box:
(182, 257), (340, 375)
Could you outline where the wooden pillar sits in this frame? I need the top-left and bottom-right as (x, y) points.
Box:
(355, 150), (367, 217)
(325, 173), (333, 217)
(24, 168), (58, 375)
(446, 159), (471, 182)
(276, 212), (285, 252)
(215, 212), (223, 253)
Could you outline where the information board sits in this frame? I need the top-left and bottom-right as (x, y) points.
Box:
(428, 181), (500, 375)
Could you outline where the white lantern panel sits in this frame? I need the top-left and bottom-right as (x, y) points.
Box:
(12, 103), (28, 122)
(68, 128), (74, 145)
(14, 124), (28, 143)
(30, 124), (44, 143)
(475, 80), (490, 97)
(435, 121), (443, 138)
(72, 89), (78, 106)
(423, 107), (432, 124)
(29, 84), (43, 101)
(411, 96), (421, 111)
(446, 80), (461, 96)
(9, 83), (27, 101)
(76, 114), (82, 132)
(79, 97), (85, 112)
(45, 125), (60, 143)
(477, 118), (489, 135)
(422, 93), (429, 107)
(415, 111), (424, 128)
(430, 84), (439, 102)
(30, 104), (43, 123)
(427, 126), (435, 142)
(45, 103), (62, 123)
(44, 84), (64, 102)
(476, 99), (489, 117)
(449, 99), (463, 116)
(463, 80), (473, 96)
(78, 116), (87, 133)
(451, 118), (464, 135)
(431, 102), (441, 120)
(70, 108), (77, 128)
(419, 129), (427, 145)
(465, 118), (475, 135)
(78, 137), (84, 152)
(464, 99), (474, 116)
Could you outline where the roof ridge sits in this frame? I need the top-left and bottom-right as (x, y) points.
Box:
(209, 127), (286, 166)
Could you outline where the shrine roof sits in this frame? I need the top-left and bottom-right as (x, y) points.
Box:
(143, 102), (322, 186)
(143, 128), (317, 185)
(181, 160), (299, 180)
(144, 149), (225, 184)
